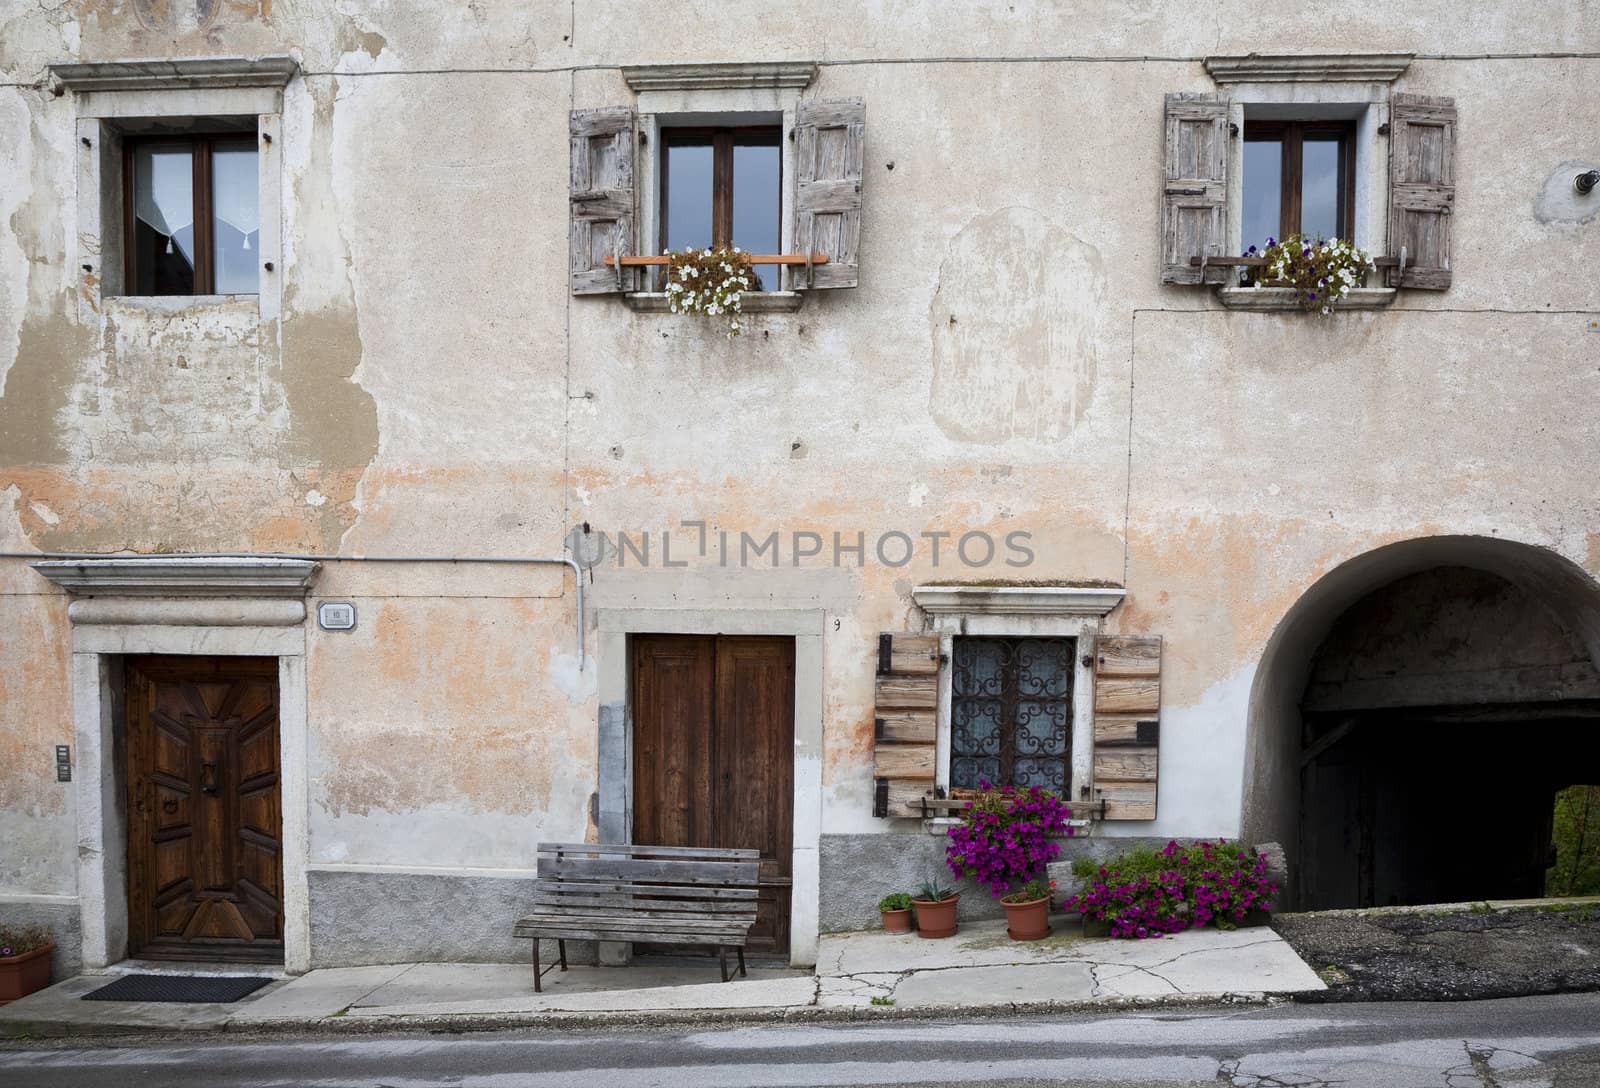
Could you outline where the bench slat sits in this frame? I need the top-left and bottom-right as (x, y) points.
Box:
(538, 842), (760, 861)
(531, 892), (757, 913)
(538, 857), (758, 886)
(516, 914), (750, 932)
(533, 879), (758, 900)
(514, 925), (749, 943)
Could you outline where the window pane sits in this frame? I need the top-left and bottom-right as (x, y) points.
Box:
(211, 140), (259, 295)
(732, 137), (780, 291)
(663, 140), (713, 254)
(1302, 136), (1342, 242)
(951, 637), (1072, 793)
(132, 142), (195, 295)
(1242, 138), (1281, 252)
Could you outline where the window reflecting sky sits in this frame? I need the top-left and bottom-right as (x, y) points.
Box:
(1242, 138), (1281, 252)
(1302, 138), (1341, 242)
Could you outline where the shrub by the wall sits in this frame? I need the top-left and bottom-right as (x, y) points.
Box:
(1062, 840), (1277, 939)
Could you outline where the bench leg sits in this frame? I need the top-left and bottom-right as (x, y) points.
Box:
(532, 940), (542, 994)
(737, 947), (747, 979)
(559, 939), (568, 971)
(719, 946), (730, 983)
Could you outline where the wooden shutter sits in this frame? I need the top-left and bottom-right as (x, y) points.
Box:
(794, 98), (865, 290)
(1091, 636), (1162, 820)
(1161, 93), (1230, 285)
(872, 632), (938, 817)
(570, 108), (635, 295)
(1385, 94), (1456, 290)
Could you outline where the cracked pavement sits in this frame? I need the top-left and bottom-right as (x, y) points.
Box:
(814, 920), (1324, 1009)
(4, 993), (1598, 1086)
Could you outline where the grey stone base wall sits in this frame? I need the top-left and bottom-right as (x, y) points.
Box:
(306, 870), (597, 968)
(818, 833), (1286, 934)
(0, 898), (82, 982)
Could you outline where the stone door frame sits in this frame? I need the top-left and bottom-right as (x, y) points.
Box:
(32, 558), (317, 974)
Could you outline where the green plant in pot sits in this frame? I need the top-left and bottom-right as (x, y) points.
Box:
(877, 892), (913, 934)
(0, 925), (54, 1006)
(910, 878), (960, 939)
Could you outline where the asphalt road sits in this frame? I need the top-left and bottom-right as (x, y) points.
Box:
(3, 994), (1600, 1087)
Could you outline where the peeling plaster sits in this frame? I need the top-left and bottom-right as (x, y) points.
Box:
(929, 207), (1105, 444)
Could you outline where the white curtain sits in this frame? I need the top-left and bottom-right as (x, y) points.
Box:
(134, 145), (194, 260)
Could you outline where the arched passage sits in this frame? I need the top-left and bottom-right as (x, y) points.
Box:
(1243, 536), (1600, 909)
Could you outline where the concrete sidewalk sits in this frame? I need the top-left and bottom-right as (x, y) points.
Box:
(0, 920), (1324, 1038)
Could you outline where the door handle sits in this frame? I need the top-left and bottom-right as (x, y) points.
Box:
(200, 761), (219, 794)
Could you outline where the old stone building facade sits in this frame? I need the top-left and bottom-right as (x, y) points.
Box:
(2, 2), (1598, 977)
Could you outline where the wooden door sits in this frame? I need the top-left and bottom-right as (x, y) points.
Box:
(632, 635), (795, 955)
(126, 656), (283, 962)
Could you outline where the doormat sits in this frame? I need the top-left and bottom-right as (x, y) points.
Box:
(81, 974), (274, 1003)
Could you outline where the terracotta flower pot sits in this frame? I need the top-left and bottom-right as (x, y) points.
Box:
(1001, 896), (1051, 941)
(880, 908), (912, 934)
(0, 944), (53, 1006)
(911, 894), (960, 938)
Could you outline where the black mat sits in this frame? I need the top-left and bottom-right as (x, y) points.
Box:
(81, 974), (274, 1003)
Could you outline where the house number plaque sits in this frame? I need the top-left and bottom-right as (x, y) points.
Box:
(318, 602), (357, 631)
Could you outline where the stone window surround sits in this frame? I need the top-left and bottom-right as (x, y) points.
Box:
(911, 586), (1127, 830)
(620, 62), (818, 312)
(594, 606), (824, 968)
(1202, 53), (1415, 267)
(31, 556), (318, 975)
(48, 57), (297, 323)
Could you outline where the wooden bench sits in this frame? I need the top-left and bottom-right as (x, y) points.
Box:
(512, 842), (760, 992)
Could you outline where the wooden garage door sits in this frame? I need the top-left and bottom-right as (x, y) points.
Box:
(632, 635), (795, 955)
(126, 656), (283, 962)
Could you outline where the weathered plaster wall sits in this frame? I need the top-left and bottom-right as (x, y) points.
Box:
(1, 0), (1597, 963)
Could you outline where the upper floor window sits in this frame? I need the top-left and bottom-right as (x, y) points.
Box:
(127, 135), (259, 296)
(660, 127), (782, 290)
(1242, 120), (1355, 251)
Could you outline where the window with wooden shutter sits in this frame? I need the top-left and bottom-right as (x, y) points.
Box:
(872, 632), (938, 817)
(1385, 94), (1455, 290)
(1091, 636), (1162, 820)
(794, 98), (864, 290)
(569, 108), (636, 295)
(1161, 93), (1230, 285)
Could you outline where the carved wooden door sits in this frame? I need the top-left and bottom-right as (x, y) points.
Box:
(126, 656), (283, 962)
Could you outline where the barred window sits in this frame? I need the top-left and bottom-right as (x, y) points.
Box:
(950, 637), (1073, 792)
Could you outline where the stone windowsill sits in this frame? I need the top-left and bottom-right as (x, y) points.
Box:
(1216, 286), (1398, 312)
(923, 816), (1094, 836)
(104, 294), (261, 315)
(624, 291), (805, 314)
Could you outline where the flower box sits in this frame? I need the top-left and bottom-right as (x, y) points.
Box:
(0, 944), (54, 1005)
(1217, 286), (1397, 312)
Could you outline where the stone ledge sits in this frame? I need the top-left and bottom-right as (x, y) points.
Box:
(1215, 286), (1397, 312)
(624, 291), (805, 314)
(48, 56), (299, 93)
(622, 62), (818, 92)
(33, 557), (319, 598)
(913, 585), (1127, 616)
(1203, 53), (1414, 84)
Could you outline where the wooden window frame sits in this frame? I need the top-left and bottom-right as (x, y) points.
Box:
(1243, 120), (1357, 243)
(658, 125), (782, 260)
(123, 133), (256, 296)
(948, 635), (1075, 796)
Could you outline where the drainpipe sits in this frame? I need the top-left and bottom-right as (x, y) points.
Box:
(0, 550), (586, 668)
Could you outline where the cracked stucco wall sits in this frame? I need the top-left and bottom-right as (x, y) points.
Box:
(1, 1), (1598, 962)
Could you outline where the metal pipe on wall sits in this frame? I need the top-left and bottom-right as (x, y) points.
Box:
(0, 550), (586, 667)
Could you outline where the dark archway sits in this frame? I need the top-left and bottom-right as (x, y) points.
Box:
(1242, 537), (1600, 909)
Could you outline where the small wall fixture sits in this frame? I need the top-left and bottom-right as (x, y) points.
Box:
(1578, 170), (1600, 195)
